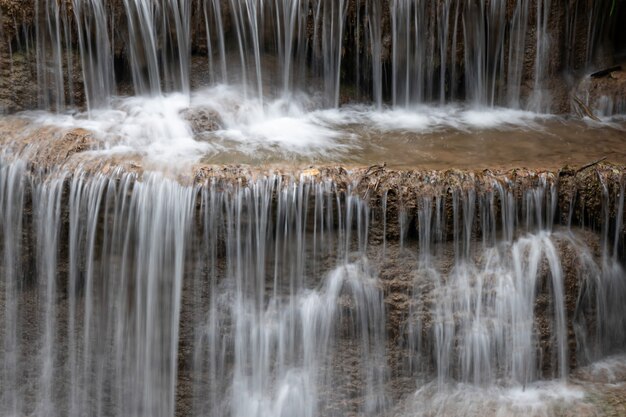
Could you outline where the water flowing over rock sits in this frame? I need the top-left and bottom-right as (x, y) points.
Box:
(0, 1), (625, 417)
(0, 137), (625, 415)
(0, 0), (625, 114)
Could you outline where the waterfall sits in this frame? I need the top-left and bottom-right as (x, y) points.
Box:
(0, 1), (625, 416)
(122, 0), (192, 96)
(73, 0), (115, 110)
(0, 159), (388, 416)
(5, 0), (617, 113)
(34, 0), (73, 111)
(0, 152), (625, 416)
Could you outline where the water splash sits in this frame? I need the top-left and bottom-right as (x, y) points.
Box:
(18, 88), (566, 167)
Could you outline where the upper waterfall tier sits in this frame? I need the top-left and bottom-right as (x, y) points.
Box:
(0, 0), (624, 114)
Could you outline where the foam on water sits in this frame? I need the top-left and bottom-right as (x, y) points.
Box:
(344, 105), (549, 132)
(575, 353), (626, 384)
(28, 93), (211, 166)
(394, 380), (586, 417)
(191, 86), (351, 158)
(459, 108), (546, 129)
(10, 86), (624, 169)
(393, 354), (626, 417)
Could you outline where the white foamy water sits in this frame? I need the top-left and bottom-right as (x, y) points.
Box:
(392, 354), (626, 417)
(16, 86), (558, 163)
(393, 381), (587, 417)
(574, 353), (626, 384)
(318, 104), (550, 132)
(27, 94), (209, 166)
(190, 86), (352, 158)
(10, 85), (626, 170)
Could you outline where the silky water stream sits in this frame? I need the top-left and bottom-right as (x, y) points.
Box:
(1, 1), (626, 416)
(0, 153), (625, 417)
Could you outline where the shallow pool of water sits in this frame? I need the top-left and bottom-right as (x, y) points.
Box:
(3, 87), (625, 171)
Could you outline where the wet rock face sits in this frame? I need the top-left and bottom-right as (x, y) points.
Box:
(0, 0), (112, 112)
(180, 107), (223, 134)
(575, 67), (626, 116)
(0, 52), (36, 113)
(0, 0), (34, 112)
(0, 0), (35, 36)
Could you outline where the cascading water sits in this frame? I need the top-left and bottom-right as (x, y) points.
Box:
(0, 153), (625, 416)
(0, 162), (389, 417)
(0, 1), (626, 417)
(3, 0), (619, 113)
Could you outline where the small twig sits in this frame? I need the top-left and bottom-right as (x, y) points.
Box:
(572, 96), (601, 122)
(576, 156), (607, 173)
(572, 100), (584, 119)
(364, 162), (386, 176)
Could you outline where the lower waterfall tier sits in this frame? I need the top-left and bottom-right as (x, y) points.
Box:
(0, 154), (625, 416)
